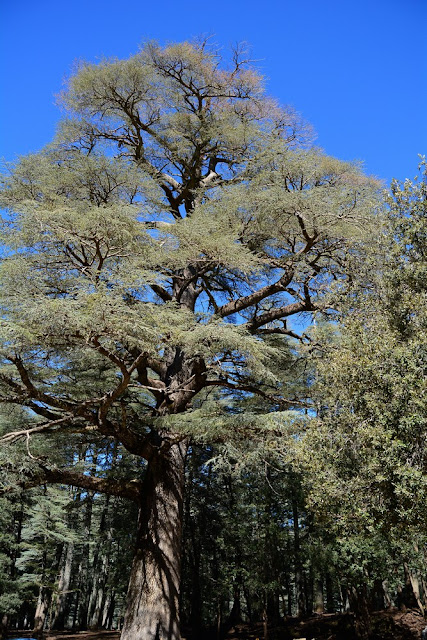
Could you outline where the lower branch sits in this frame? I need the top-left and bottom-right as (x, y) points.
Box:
(0, 463), (142, 502)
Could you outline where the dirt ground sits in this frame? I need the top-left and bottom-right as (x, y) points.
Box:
(222, 610), (427, 640)
(8, 610), (427, 640)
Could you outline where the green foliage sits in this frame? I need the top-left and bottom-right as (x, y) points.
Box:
(293, 160), (427, 596)
(0, 40), (382, 469)
(0, 496), (22, 614)
(182, 448), (306, 625)
(0, 39), (398, 634)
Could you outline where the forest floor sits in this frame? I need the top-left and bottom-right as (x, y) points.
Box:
(8, 610), (427, 640)
(221, 609), (426, 639)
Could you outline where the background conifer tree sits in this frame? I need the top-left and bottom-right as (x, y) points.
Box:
(294, 160), (427, 638)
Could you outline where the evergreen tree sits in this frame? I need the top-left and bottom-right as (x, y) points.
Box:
(295, 160), (427, 637)
(0, 40), (381, 640)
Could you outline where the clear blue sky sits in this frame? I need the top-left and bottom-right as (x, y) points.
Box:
(1, 0), (426, 184)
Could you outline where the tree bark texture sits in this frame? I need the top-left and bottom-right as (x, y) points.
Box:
(102, 590), (115, 630)
(403, 561), (425, 616)
(76, 487), (95, 630)
(88, 497), (113, 629)
(121, 441), (186, 640)
(51, 541), (74, 629)
(33, 586), (52, 639)
(347, 585), (371, 640)
(314, 577), (324, 614)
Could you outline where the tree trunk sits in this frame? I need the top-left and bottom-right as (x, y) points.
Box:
(292, 500), (306, 618)
(216, 600), (222, 640)
(243, 584), (253, 623)
(88, 571), (107, 630)
(262, 604), (268, 640)
(227, 578), (242, 627)
(33, 543), (62, 639)
(71, 586), (80, 630)
(314, 577), (324, 614)
(325, 573), (334, 613)
(102, 590), (115, 629)
(77, 491), (95, 629)
(423, 547), (427, 610)
(88, 494), (113, 629)
(33, 586), (52, 639)
(347, 585), (371, 640)
(189, 562), (202, 639)
(88, 539), (111, 629)
(403, 562), (425, 616)
(370, 578), (385, 611)
(286, 577), (292, 616)
(121, 440), (186, 640)
(0, 617), (8, 640)
(184, 474), (202, 639)
(51, 541), (74, 629)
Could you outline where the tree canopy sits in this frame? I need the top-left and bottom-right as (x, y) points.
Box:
(0, 41), (381, 458)
(1, 40), (414, 640)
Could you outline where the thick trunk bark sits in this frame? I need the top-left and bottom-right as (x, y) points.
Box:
(121, 440), (186, 640)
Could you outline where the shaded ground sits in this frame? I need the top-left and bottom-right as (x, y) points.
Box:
(222, 609), (426, 640)
(7, 610), (427, 640)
